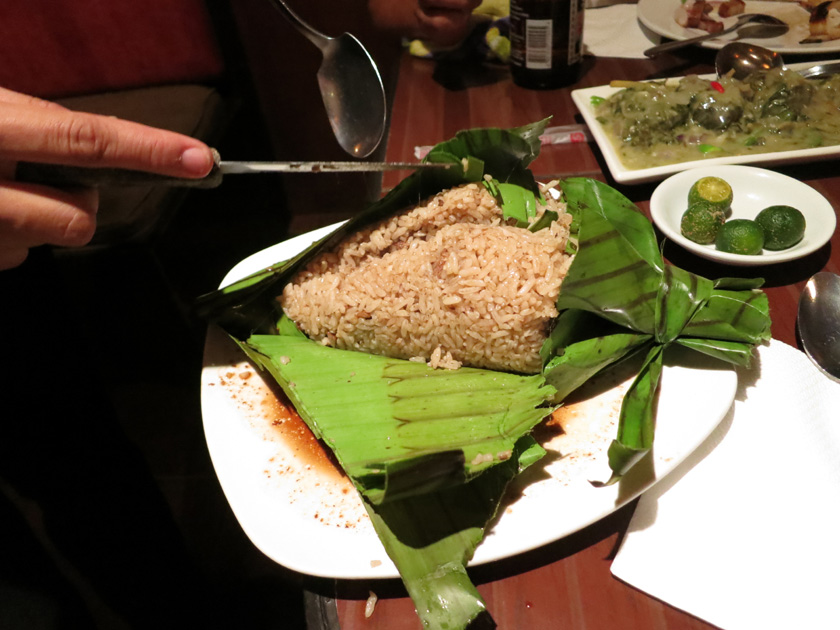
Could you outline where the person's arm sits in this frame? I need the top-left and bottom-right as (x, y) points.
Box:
(0, 86), (214, 270)
(368, 0), (482, 47)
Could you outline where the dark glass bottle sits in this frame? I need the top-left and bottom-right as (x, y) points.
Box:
(509, 0), (585, 90)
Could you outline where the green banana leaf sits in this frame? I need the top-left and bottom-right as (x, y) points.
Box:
(543, 177), (771, 484)
(365, 436), (545, 630)
(243, 319), (555, 505)
(241, 327), (549, 630)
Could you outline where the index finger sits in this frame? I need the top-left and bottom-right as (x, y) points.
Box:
(0, 86), (68, 111)
(0, 101), (213, 178)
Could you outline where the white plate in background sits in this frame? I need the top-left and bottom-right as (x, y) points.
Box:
(637, 0), (840, 55)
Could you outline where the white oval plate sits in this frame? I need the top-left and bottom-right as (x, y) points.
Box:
(637, 0), (840, 55)
(651, 165), (836, 266)
(201, 226), (737, 579)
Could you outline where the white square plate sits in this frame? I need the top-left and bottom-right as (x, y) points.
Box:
(200, 225), (737, 579)
(571, 61), (840, 185)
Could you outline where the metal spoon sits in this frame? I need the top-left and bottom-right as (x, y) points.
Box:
(715, 41), (785, 80)
(716, 41), (840, 80)
(644, 14), (789, 57)
(268, 0), (386, 158)
(729, 20), (790, 41)
(799, 61), (840, 79)
(797, 271), (840, 382)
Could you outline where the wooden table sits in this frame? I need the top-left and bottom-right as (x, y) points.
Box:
(322, 51), (840, 629)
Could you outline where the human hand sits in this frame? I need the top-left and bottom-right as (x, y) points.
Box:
(369, 0), (483, 47)
(0, 86), (214, 270)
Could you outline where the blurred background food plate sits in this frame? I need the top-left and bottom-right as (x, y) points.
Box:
(637, 0), (840, 54)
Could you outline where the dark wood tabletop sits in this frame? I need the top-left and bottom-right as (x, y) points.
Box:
(323, 50), (840, 630)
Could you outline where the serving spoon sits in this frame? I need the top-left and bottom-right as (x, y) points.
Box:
(267, 0), (386, 158)
(797, 271), (840, 382)
(644, 14), (789, 57)
(716, 41), (840, 79)
(714, 41), (785, 79)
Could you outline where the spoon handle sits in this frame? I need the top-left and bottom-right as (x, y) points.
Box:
(644, 21), (741, 57)
(266, 0), (331, 50)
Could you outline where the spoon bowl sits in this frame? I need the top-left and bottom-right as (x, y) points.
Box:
(732, 21), (790, 41)
(268, 0), (386, 158)
(715, 41), (786, 79)
(797, 272), (840, 382)
(716, 41), (840, 81)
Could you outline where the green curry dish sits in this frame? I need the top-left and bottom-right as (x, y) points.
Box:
(594, 68), (840, 170)
(749, 72), (815, 121)
(596, 79), (693, 146)
(542, 178), (771, 484)
(689, 82), (745, 131)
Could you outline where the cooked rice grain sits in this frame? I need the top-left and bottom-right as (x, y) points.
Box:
(280, 183), (573, 373)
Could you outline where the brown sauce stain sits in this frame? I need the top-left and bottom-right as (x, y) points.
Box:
(258, 376), (347, 482)
(216, 363), (346, 482)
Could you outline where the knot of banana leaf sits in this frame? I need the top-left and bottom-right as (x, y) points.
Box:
(542, 178), (771, 484)
(654, 264), (715, 346)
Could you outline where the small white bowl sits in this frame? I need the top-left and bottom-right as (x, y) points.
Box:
(650, 165), (837, 266)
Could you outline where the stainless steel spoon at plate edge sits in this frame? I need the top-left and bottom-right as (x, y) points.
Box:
(714, 41), (785, 80)
(644, 14), (789, 57)
(797, 271), (840, 383)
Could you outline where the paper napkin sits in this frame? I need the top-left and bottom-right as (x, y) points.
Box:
(584, 4), (659, 59)
(612, 339), (840, 630)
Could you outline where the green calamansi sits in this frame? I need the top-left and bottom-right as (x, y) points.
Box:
(681, 176), (732, 245)
(716, 219), (765, 255)
(683, 176), (807, 256)
(680, 202), (726, 244)
(756, 205), (806, 250)
(688, 176), (733, 213)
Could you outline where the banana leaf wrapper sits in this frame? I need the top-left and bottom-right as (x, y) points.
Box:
(542, 177), (771, 485)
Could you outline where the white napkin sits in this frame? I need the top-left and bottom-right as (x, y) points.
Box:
(612, 339), (840, 630)
(584, 4), (659, 59)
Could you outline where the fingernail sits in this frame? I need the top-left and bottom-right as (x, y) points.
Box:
(180, 147), (213, 176)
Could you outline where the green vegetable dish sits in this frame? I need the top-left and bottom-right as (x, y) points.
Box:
(593, 69), (840, 170)
(196, 120), (771, 630)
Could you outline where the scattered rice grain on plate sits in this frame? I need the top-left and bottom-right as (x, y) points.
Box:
(365, 591), (378, 618)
